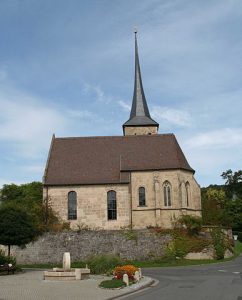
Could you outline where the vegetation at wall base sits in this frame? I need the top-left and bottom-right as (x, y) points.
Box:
(177, 215), (202, 236)
(99, 279), (126, 289)
(0, 250), (16, 265)
(234, 240), (242, 256)
(85, 254), (124, 275)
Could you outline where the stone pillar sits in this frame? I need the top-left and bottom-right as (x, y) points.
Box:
(63, 252), (71, 270)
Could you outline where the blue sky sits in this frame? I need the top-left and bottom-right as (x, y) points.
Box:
(0, 0), (242, 187)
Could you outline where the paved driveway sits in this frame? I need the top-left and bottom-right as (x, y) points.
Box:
(121, 255), (242, 300)
(0, 270), (151, 300)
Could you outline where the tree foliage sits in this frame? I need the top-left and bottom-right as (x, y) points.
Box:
(202, 188), (226, 226)
(0, 205), (37, 256)
(221, 169), (242, 199)
(0, 182), (59, 233)
(202, 169), (242, 231)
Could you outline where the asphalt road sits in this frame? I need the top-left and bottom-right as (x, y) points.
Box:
(120, 255), (242, 300)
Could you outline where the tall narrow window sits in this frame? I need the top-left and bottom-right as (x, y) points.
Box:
(185, 182), (190, 207)
(139, 187), (146, 206)
(163, 181), (172, 207)
(68, 191), (77, 220)
(107, 190), (117, 220)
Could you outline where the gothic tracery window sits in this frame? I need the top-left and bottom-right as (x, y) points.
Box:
(163, 181), (172, 207)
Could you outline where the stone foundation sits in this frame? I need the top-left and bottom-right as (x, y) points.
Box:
(2, 230), (172, 264)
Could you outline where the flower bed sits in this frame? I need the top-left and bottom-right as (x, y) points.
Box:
(114, 265), (138, 280)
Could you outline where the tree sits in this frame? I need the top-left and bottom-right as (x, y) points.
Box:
(221, 169), (242, 199)
(202, 188), (226, 226)
(0, 205), (37, 256)
(0, 182), (60, 233)
(0, 182), (42, 204)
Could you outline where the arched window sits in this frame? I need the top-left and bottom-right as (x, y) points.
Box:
(139, 187), (146, 206)
(185, 182), (190, 207)
(68, 191), (77, 220)
(163, 181), (172, 207)
(107, 190), (117, 220)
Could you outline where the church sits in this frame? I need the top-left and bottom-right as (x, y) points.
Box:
(43, 32), (202, 229)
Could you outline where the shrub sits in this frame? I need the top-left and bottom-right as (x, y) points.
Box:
(165, 230), (211, 259)
(211, 228), (225, 260)
(114, 265), (138, 280)
(178, 215), (202, 236)
(0, 249), (16, 265)
(99, 279), (125, 289)
(86, 254), (123, 274)
(237, 232), (242, 243)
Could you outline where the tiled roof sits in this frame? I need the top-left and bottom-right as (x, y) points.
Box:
(43, 134), (194, 186)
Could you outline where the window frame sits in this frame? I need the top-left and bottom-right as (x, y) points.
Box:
(107, 190), (117, 220)
(138, 186), (146, 206)
(185, 182), (190, 207)
(163, 181), (172, 207)
(68, 191), (77, 220)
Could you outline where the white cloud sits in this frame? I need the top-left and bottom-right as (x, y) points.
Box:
(0, 89), (66, 158)
(82, 83), (111, 104)
(118, 100), (131, 112)
(151, 106), (192, 127)
(185, 128), (242, 149)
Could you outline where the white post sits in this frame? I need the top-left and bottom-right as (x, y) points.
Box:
(138, 268), (142, 279)
(134, 271), (140, 282)
(123, 274), (129, 286)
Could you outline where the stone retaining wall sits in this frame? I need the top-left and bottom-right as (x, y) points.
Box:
(1, 230), (172, 264)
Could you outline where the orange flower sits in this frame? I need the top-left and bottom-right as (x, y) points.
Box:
(114, 265), (138, 280)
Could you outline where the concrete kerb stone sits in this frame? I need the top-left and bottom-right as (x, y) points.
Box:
(104, 276), (156, 300)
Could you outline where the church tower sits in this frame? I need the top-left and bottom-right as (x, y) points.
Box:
(123, 30), (159, 136)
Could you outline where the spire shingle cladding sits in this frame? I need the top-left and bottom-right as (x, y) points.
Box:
(123, 32), (159, 128)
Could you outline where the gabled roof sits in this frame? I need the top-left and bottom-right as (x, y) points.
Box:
(123, 31), (159, 128)
(43, 134), (194, 186)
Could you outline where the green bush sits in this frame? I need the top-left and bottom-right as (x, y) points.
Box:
(86, 254), (124, 274)
(165, 230), (211, 259)
(178, 215), (202, 236)
(99, 279), (125, 289)
(211, 228), (225, 260)
(237, 232), (242, 243)
(71, 261), (86, 268)
(0, 249), (16, 265)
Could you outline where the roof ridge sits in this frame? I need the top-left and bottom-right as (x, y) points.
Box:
(55, 133), (175, 140)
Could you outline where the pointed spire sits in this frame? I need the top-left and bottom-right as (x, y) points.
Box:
(123, 30), (159, 128)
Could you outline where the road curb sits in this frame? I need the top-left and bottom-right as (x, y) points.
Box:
(105, 276), (157, 300)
